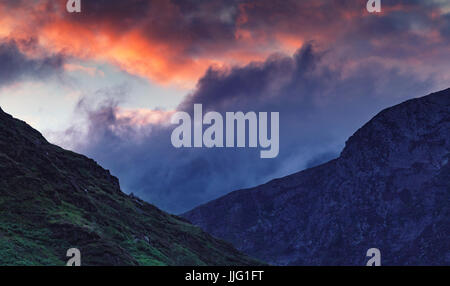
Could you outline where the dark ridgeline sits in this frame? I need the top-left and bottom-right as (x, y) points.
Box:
(0, 107), (262, 266)
(184, 88), (450, 265)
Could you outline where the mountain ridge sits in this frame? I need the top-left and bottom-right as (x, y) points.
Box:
(183, 88), (450, 265)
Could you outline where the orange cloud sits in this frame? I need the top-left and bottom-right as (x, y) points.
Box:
(0, 1), (303, 87)
(38, 19), (213, 86)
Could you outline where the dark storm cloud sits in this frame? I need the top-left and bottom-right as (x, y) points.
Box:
(0, 40), (65, 86)
(440, 12), (450, 39)
(69, 44), (435, 214)
(62, 0), (449, 83)
(65, 0), (239, 55)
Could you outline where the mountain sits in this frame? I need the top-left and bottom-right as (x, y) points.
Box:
(183, 88), (450, 265)
(0, 107), (261, 266)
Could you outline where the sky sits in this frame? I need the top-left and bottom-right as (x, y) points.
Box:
(0, 0), (449, 213)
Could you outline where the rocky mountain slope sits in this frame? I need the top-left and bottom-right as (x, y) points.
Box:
(184, 88), (450, 265)
(0, 107), (261, 266)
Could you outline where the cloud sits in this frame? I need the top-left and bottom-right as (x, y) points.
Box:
(2, 0), (448, 213)
(64, 63), (104, 77)
(62, 44), (436, 214)
(1, 0), (448, 86)
(0, 39), (65, 87)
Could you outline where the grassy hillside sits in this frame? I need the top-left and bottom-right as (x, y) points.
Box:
(0, 107), (262, 266)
